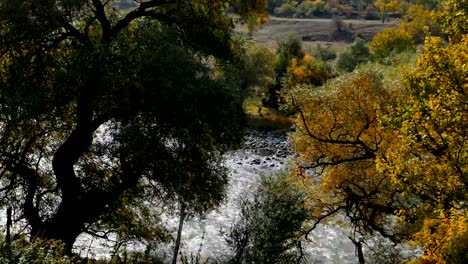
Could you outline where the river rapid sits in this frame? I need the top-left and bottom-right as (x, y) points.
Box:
(75, 130), (365, 263)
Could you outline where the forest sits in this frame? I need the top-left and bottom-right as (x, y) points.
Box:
(0, 0), (465, 263)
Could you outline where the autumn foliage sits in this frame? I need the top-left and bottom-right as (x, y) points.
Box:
(288, 66), (407, 242)
(370, 28), (415, 61)
(285, 54), (331, 89)
(380, 35), (468, 263)
(288, 1), (467, 262)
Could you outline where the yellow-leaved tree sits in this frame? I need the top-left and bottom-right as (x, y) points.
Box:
(286, 1), (466, 263)
(375, 0), (402, 23)
(287, 66), (411, 248)
(285, 54), (331, 89)
(379, 33), (468, 264)
(373, 1), (468, 262)
(399, 4), (441, 43)
(370, 28), (415, 62)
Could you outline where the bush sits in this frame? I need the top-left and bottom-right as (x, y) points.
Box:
(296, 0), (331, 18)
(400, 5), (441, 44)
(286, 54), (332, 88)
(226, 173), (309, 264)
(276, 33), (305, 74)
(370, 28), (416, 62)
(0, 237), (75, 264)
(336, 38), (373, 72)
(238, 44), (276, 94)
(446, 231), (468, 264)
(274, 3), (297, 17)
(311, 44), (337, 62)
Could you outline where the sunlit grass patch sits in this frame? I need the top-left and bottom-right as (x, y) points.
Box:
(244, 98), (293, 132)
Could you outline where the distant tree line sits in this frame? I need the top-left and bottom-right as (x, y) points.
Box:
(268, 0), (441, 20)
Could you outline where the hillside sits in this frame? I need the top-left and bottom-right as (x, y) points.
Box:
(252, 17), (397, 47)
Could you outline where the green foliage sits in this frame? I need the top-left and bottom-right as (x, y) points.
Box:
(446, 231), (468, 264)
(274, 3), (297, 17)
(336, 38), (373, 72)
(238, 44), (276, 94)
(276, 33), (306, 76)
(263, 33), (305, 108)
(370, 28), (416, 62)
(0, 0), (251, 251)
(438, 0), (468, 43)
(296, 0), (332, 18)
(0, 237), (76, 264)
(311, 44), (337, 62)
(226, 173), (309, 264)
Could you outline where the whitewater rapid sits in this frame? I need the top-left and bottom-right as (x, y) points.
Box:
(74, 130), (421, 263)
(74, 131), (362, 263)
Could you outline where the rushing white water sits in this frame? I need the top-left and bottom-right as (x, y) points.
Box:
(0, 128), (419, 262)
(74, 131), (363, 263)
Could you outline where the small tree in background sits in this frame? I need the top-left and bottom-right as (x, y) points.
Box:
(311, 44), (337, 62)
(336, 38), (373, 72)
(285, 54), (332, 89)
(263, 34), (305, 108)
(399, 4), (441, 43)
(375, 0), (401, 23)
(370, 28), (416, 62)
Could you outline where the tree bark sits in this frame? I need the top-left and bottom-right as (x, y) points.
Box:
(6, 207), (11, 246)
(349, 236), (365, 264)
(172, 201), (187, 264)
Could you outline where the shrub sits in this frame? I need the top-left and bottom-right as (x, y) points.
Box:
(311, 44), (337, 62)
(276, 33), (305, 75)
(274, 3), (297, 17)
(336, 38), (373, 72)
(370, 28), (416, 62)
(446, 231), (468, 264)
(399, 4), (441, 44)
(296, 0), (331, 18)
(0, 237), (75, 264)
(238, 44), (276, 94)
(286, 54), (332, 88)
(226, 173), (309, 263)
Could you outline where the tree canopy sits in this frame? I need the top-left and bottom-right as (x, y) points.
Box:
(0, 0), (266, 252)
(286, 0), (467, 262)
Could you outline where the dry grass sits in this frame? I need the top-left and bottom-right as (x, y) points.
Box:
(244, 99), (293, 132)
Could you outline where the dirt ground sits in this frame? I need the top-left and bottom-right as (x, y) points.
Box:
(251, 16), (397, 50)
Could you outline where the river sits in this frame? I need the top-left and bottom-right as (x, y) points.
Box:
(74, 130), (417, 263)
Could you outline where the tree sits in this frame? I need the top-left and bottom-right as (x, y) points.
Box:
(237, 43), (276, 94)
(226, 173), (309, 264)
(263, 33), (304, 108)
(285, 54), (332, 89)
(438, 0), (468, 43)
(380, 34), (468, 264)
(399, 4), (441, 43)
(375, 0), (401, 23)
(336, 38), (373, 72)
(287, 66), (411, 252)
(285, 1), (467, 262)
(0, 0), (266, 253)
(370, 28), (415, 62)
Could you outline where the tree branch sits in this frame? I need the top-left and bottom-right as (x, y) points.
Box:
(91, 0), (112, 43)
(111, 0), (174, 39)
